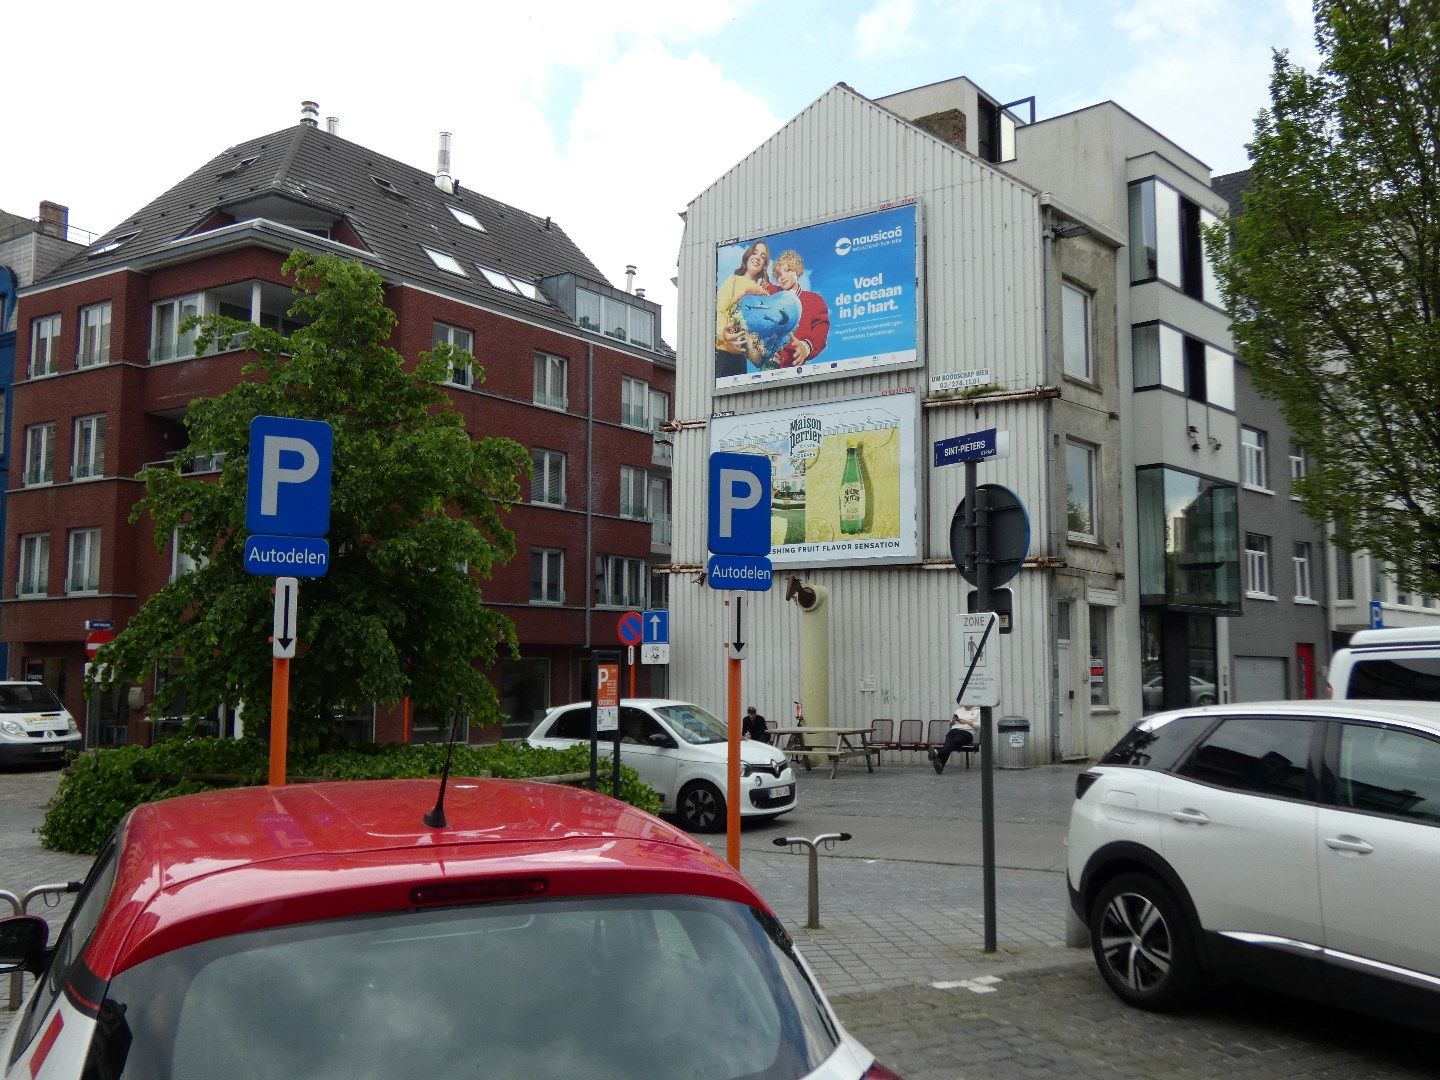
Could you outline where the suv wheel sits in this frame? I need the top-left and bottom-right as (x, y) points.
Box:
(1089, 873), (1199, 1011)
(677, 781), (725, 832)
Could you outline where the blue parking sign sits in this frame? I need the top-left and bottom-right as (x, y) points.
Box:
(707, 452), (771, 557)
(246, 416), (334, 538)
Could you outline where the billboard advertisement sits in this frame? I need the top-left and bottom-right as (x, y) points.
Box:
(709, 390), (922, 567)
(714, 202), (920, 393)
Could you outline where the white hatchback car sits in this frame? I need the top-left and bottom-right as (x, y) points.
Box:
(528, 699), (796, 832)
(1067, 700), (1440, 1032)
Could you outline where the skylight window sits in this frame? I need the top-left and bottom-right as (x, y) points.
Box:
(87, 232), (140, 258)
(477, 265), (520, 293)
(512, 279), (544, 302)
(424, 247), (467, 276)
(217, 155), (259, 180)
(371, 175), (406, 201)
(447, 206), (485, 231)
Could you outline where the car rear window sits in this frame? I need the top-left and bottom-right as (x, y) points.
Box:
(1100, 714), (1212, 771)
(0, 683), (64, 713)
(1346, 656), (1440, 701)
(93, 895), (840, 1080)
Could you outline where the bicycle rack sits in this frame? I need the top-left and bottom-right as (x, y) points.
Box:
(3, 881), (82, 1011)
(771, 832), (852, 929)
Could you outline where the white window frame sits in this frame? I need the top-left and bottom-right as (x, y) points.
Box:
(77, 302), (112, 367)
(1065, 439), (1097, 541)
(620, 466), (649, 520)
(1289, 444), (1306, 500)
(621, 376), (650, 429)
(433, 322), (474, 388)
(171, 528), (209, 580)
(1293, 542), (1314, 602)
(17, 533), (49, 597)
(530, 448), (565, 506)
(71, 414), (105, 481)
(533, 352), (567, 410)
(151, 293), (205, 362)
(1245, 533), (1274, 599)
(530, 548), (564, 605)
(24, 423), (55, 486)
(30, 314), (60, 377)
(597, 555), (647, 607)
(1061, 281), (1092, 381)
(423, 247), (467, 277)
(66, 527), (100, 595)
(1241, 427), (1270, 491)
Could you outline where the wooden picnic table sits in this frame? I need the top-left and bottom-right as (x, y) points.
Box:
(767, 725), (878, 779)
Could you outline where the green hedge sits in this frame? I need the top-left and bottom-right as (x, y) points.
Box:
(40, 738), (662, 855)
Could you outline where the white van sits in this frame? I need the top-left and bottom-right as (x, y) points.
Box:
(1329, 626), (1440, 700)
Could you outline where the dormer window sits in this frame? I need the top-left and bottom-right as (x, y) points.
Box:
(217, 155), (259, 180)
(447, 206), (485, 231)
(424, 247), (467, 276)
(371, 175), (406, 202)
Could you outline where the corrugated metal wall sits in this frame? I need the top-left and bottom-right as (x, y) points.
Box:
(668, 86), (1057, 763)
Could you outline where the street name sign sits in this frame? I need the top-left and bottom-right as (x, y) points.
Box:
(933, 428), (1009, 468)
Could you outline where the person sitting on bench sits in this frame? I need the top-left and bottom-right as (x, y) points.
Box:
(928, 706), (978, 774)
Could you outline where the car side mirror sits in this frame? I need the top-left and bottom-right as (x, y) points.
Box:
(647, 733), (677, 749)
(0, 915), (51, 977)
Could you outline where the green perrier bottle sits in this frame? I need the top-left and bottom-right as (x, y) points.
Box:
(839, 440), (867, 535)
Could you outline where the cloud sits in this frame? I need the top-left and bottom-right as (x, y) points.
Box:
(855, 0), (922, 60)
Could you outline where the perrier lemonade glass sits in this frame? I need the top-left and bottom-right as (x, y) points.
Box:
(839, 440), (868, 535)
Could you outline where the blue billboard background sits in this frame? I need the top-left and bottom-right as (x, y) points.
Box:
(714, 202), (920, 391)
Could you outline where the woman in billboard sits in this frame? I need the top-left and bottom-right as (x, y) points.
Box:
(715, 240), (771, 378)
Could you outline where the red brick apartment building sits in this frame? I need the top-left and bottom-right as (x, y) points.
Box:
(8, 107), (674, 746)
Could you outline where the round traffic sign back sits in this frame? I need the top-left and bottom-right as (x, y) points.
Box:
(86, 629), (115, 658)
(617, 610), (643, 646)
(950, 483), (1030, 588)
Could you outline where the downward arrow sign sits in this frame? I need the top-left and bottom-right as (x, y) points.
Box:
(273, 577), (299, 659)
(733, 594), (745, 652)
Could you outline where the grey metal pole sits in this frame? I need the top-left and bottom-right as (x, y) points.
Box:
(975, 475), (997, 954)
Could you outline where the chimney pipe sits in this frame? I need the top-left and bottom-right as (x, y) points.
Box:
(635, 288), (646, 300)
(435, 132), (454, 194)
(326, 116), (339, 134)
(625, 265), (636, 293)
(300, 101), (320, 127)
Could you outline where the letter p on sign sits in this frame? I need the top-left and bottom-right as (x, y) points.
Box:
(246, 416), (334, 538)
(707, 452), (771, 557)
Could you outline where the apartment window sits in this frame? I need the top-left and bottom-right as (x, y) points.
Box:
(534, 352), (568, 409)
(171, 529), (208, 580)
(1089, 605), (1111, 707)
(1065, 440), (1096, 540)
(1127, 178), (1223, 306)
(620, 466), (649, 519)
(575, 287), (654, 349)
(530, 448), (565, 506)
(1289, 443), (1307, 498)
(66, 528), (100, 595)
(433, 322), (474, 388)
(24, 423), (55, 486)
(1294, 542), (1314, 601)
(1131, 322), (1234, 409)
(152, 294), (203, 362)
(1061, 282), (1092, 381)
(1241, 427), (1269, 490)
(72, 414), (106, 480)
(597, 555), (648, 607)
(576, 289), (602, 332)
(621, 377), (650, 429)
(30, 315), (60, 377)
(1335, 545), (1355, 601)
(530, 548), (563, 604)
(1245, 533), (1274, 598)
(1137, 467), (1241, 612)
(17, 534), (49, 597)
(77, 302), (112, 367)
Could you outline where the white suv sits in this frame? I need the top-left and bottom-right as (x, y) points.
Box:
(528, 699), (796, 832)
(1067, 700), (1440, 1031)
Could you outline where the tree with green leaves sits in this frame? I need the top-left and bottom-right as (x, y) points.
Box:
(91, 251), (530, 750)
(1210, 0), (1440, 592)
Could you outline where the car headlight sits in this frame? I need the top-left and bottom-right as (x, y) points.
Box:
(0, 719), (25, 737)
(66, 717), (79, 735)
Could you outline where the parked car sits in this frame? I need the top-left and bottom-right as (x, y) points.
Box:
(0, 778), (900, 1079)
(1329, 626), (1440, 700)
(1067, 700), (1440, 1031)
(528, 698), (797, 832)
(1140, 673), (1216, 712)
(0, 682), (79, 766)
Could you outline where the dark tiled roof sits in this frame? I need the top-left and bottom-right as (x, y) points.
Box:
(47, 123), (619, 331)
(1211, 169), (1251, 218)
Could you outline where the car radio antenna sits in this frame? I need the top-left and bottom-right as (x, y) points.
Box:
(423, 694), (464, 829)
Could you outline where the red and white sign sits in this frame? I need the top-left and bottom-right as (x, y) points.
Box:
(596, 663), (619, 732)
(85, 629), (115, 658)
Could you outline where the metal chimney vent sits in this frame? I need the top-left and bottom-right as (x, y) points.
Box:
(326, 116), (339, 134)
(435, 131), (455, 194)
(300, 101), (320, 127)
(625, 265), (637, 293)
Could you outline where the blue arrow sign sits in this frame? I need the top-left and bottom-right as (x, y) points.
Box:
(642, 609), (669, 645)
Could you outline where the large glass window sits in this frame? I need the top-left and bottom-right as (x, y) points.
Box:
(1136, 466), (1241, 612)
(1132, 322), (1234, 409)
(433, 322), (474, 388)
(576, 289), (601, 332)
(29, 314), (60, 377)
(597, 555), (648, 607)
(1066, 440), (1096, 540)
(17, 533), (49, 596)
(152, 294), (204, 362)
(530, 448), (564, 506)
(621, 377), (650, 429)
(620, 466), (649, 519)
(1128, 178), (1222, 306)
(72, 413), (106, 480)
(24, 422), (55, 486)
(67, 527), (100, 594)
(533, 352), (567, 409)
(1062, 282), (1091, 380)
(77, 302), (112, 367)
(530, 548), (563, 604)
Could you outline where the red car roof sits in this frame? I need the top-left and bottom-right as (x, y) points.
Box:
(85, 778), (763, 979)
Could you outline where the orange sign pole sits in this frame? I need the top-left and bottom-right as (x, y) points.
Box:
(269, 657), (290, 786)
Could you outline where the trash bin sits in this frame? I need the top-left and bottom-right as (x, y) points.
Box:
(996, 715), (1031, 769)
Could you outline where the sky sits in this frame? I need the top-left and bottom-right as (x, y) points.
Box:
(3, 1), (1318, 344)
